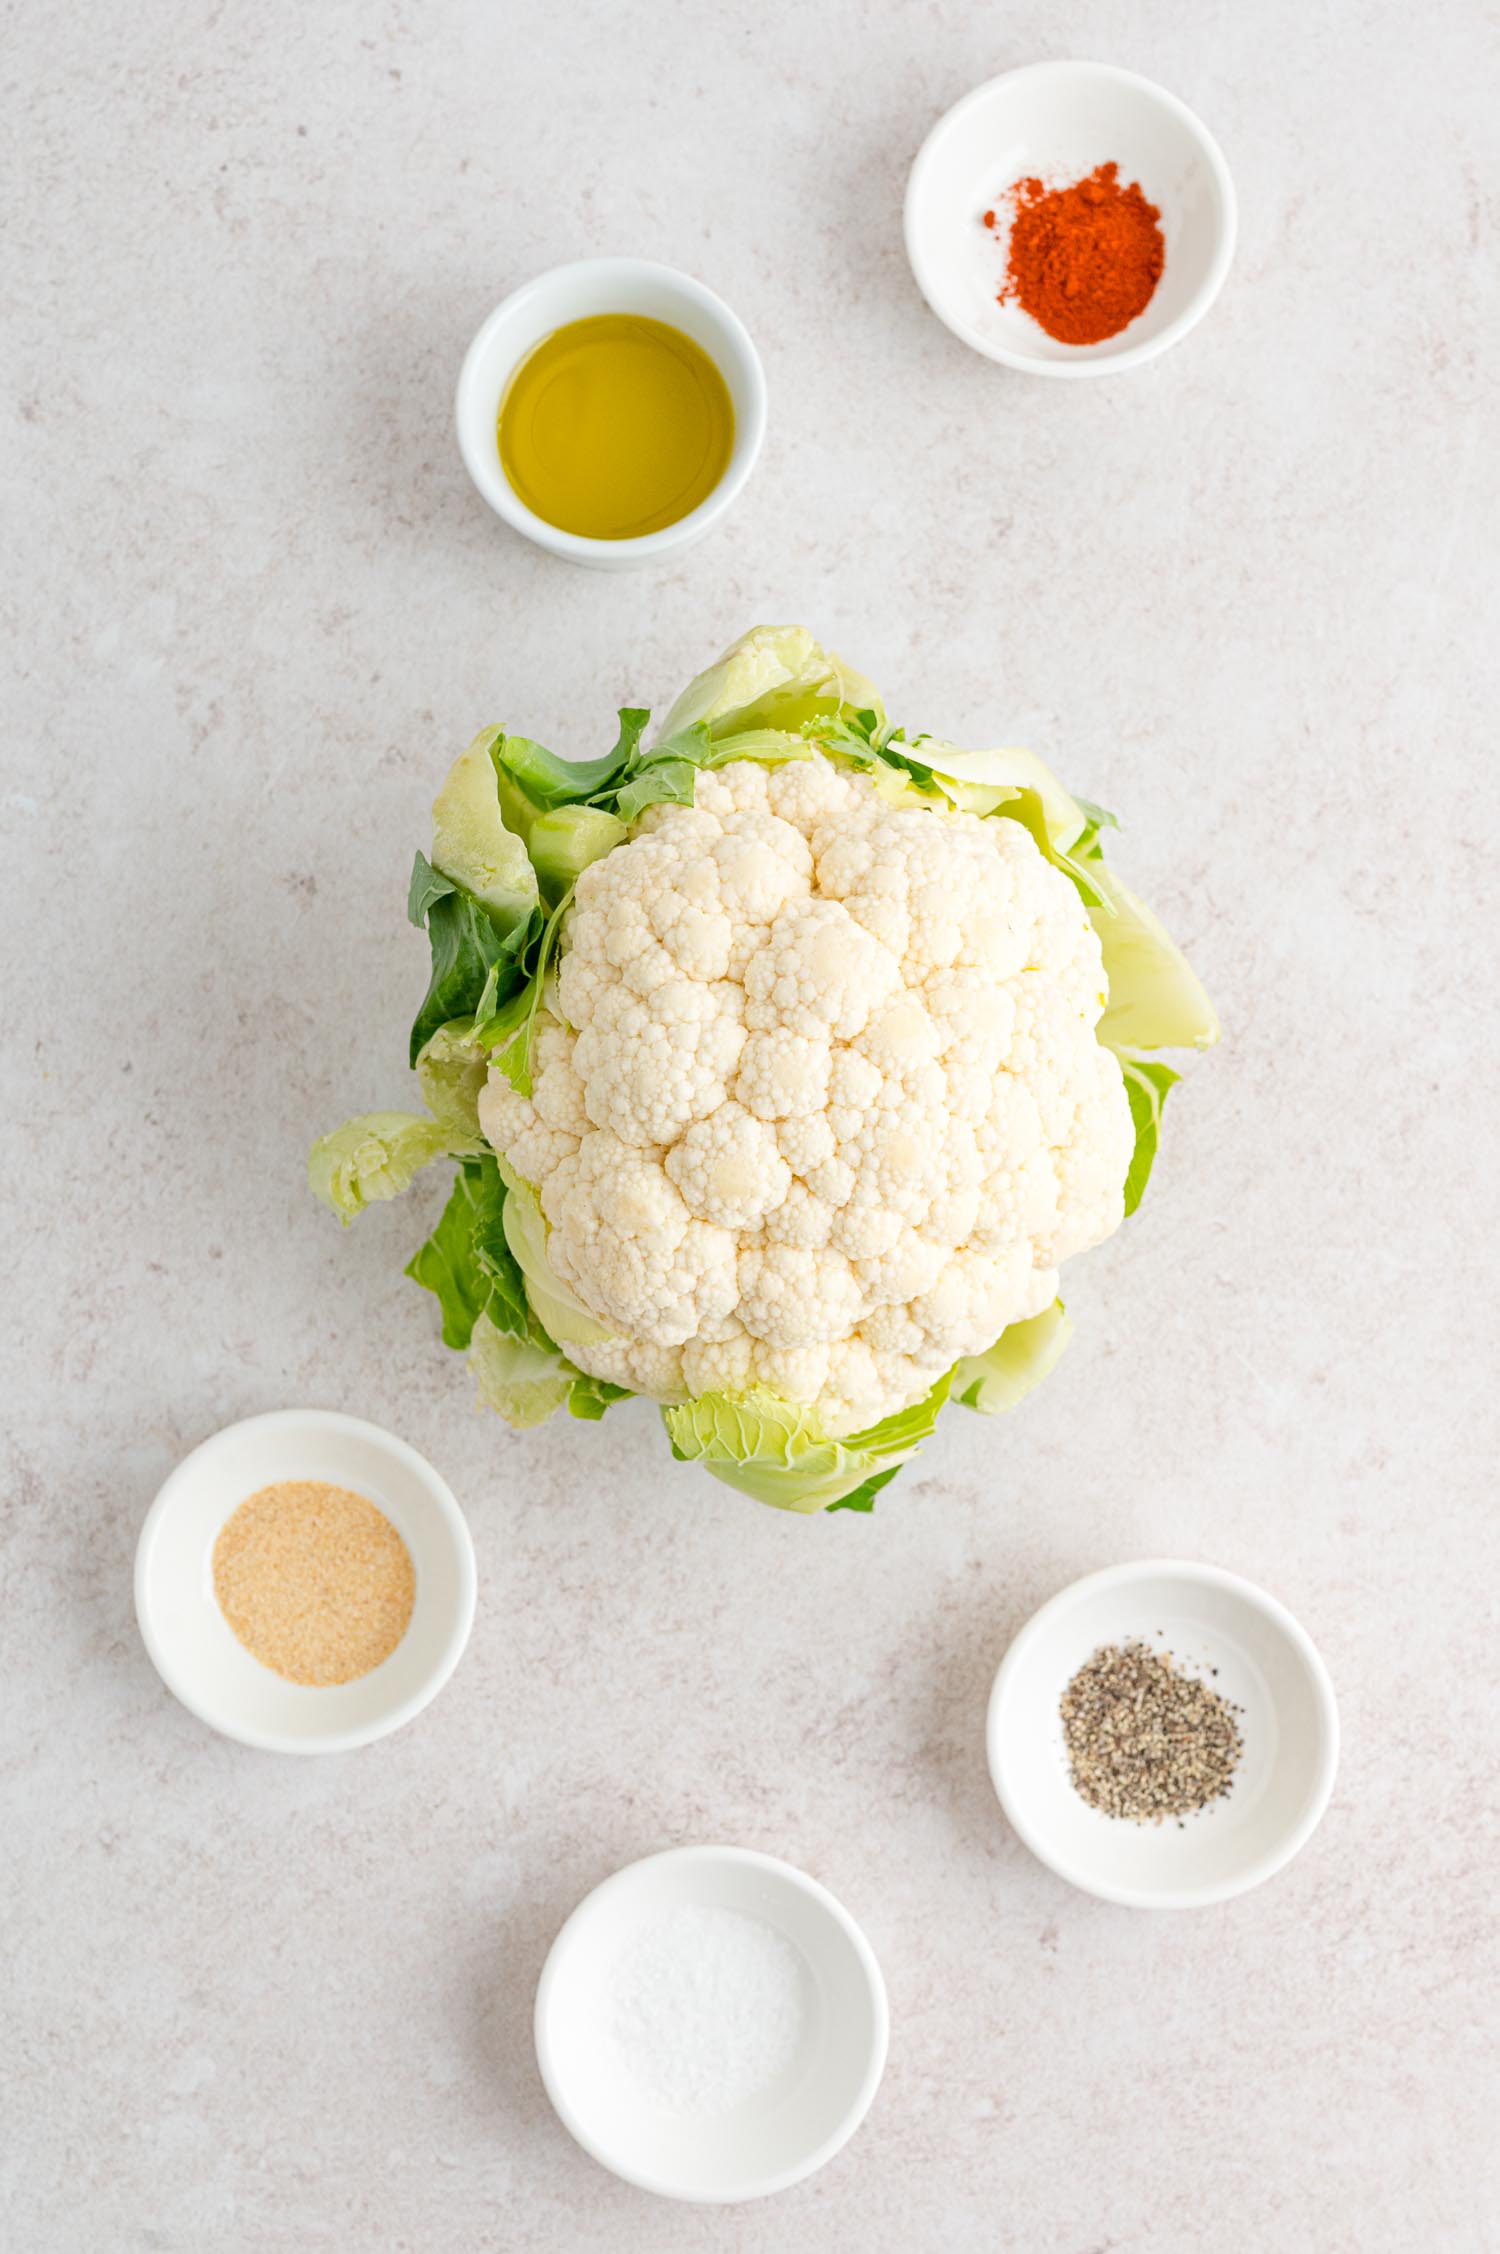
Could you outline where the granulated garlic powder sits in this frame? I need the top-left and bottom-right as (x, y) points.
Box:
(212, 1480), (415, 1686)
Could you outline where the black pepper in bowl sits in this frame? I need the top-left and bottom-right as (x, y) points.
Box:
(1060, 1640), (1243, 1824)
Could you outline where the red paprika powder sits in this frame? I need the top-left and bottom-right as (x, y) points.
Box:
(988, 162), (1165, 346)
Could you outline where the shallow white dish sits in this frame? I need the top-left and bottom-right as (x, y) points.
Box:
(987, 1561), (1338, 1906)
(905, 60), (1236, 375)
(135, 1409), (476, 1754)
(455, 257), (767, 569)
(534, 1845), (887, 2203)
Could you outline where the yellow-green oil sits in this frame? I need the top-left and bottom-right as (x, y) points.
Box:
(497, 314), (734, 540)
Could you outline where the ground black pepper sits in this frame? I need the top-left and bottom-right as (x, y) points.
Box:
(1060, 1640), (1243, 1824)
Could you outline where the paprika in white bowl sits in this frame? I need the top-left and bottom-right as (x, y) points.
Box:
(905, 60), (1236, 376)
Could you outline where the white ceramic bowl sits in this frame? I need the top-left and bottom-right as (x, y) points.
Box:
(455, 258), (767, 569)
(135, 1410), (476, 1754)
(905, 61), (1236, 375)
(987, 1561), (1338, 1907)
(535, 1846), (887, 2203)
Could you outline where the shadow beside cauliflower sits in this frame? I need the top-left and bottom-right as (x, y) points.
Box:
(311, 627), (1216, 1514)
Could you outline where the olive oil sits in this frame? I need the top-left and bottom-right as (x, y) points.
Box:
(498, 314), (734, 540)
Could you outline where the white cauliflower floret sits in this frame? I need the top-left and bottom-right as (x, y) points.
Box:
(818, 1338), (921, 1435)
(554, 948), (610, 1029)
(743, 899), (900, 1040)
(765, 756), (863, 832)
(854, 992), (942, 1074)
(478, 1073), (578, 1187)
(818, 805), (1035, 986)
(761, 1179), (837, 1248)
(736, 1241), (866, 1348)
(681, 1326), (755, 1398)
(927, 969), (1016, 1073)
(1017, 1263), (1063, 1321)
(735, 1027), (831, 1120)
(854, 1227), (950, 1308)
(694, 761), (773, 818)
(478, 753), (1133, 1432)
(573, 978), (745, 1146)
(530, 1020), (590, 1136)
(907, 1242), (1035, 1359)
(775, 1112), (836, 1175)
(1039, 1046), (1133, 1263)
(566, 1335), (690, 1401)
(752, 1340), (830, 1404)
(541, 1133), (738, 1346)
(665, 1102), (791, 1230)
(825, 1046), (883, 1143)
(649, 889), (734, 981)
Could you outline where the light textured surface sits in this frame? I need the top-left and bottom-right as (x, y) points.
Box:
(3, 2), (1497, 2248)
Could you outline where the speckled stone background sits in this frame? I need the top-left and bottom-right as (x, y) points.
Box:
(4, 2), (1497, 2248)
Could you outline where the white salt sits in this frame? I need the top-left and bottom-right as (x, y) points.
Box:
(607, 1903), (812, 2118)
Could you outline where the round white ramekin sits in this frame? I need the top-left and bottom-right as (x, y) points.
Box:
(455, 258), (767, 569)
(135, 1409), (476, 1754)
(905, 61), (1237, 376)
(535, 1845), (888, 2202)
(987, 1559), (1338, 1906)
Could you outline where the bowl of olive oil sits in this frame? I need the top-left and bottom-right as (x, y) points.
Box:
(456, 259), (766, 569)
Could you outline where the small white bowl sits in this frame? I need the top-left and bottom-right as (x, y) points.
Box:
(455, 258), (767, 570)
(905, 61), (1236, 375)
(135, 1410), (476, 1754)
(534, 1845), (888, 2203)
(987, 1561), (1338, 1907)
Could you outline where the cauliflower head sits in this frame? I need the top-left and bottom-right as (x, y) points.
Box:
(477, 755), (1133, 1437)
(310, 626), (1217, 1514)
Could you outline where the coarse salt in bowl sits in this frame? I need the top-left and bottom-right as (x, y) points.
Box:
(905, 60), (1237, 375)
(134, 1409), (476, 1754)
(987, 1560), (1339, 1907)
(534, 1845), (888, 2202)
